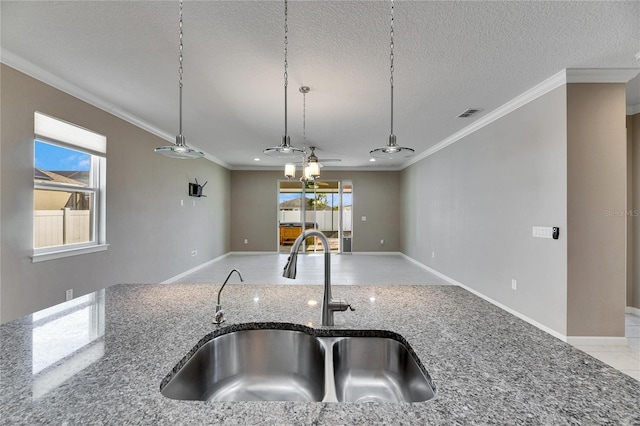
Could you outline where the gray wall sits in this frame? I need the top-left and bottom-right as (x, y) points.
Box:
(230, 170), (401, 252)
(566, 83), (626, 337)
(632, 113), (640, 309)
(0, 65), (231, 323)
(401, 86), (569, 335)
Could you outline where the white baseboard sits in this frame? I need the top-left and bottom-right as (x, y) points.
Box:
(566, 336), (629, 346)
(626, 306), (640, 317)
(400, 254), (567, 342)
(226, 251), (404, 256)
(162, 253), (230, 283)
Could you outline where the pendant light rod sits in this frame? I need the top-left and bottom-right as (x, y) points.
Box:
(284, 0), (288, 138)
(155, 0), (203, 159)
(263, 0), (305, 158)
(390, 0), (394, 137)
(300, 86), (309, 145)
(369, 0), (414, 159)
(178, 0), (184, 137)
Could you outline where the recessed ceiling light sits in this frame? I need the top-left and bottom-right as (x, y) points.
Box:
(253, 158), (261, 161)
(369, 158), (376, 162)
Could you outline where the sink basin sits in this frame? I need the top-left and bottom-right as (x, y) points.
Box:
(161, 323), (436, 403)
(332, 337), (435, 403)
(161, 329), (325, 401)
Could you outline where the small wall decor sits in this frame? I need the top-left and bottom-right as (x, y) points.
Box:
(189, 178), (208, 197)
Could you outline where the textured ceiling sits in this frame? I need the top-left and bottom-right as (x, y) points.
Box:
(2, 1), (639, 169)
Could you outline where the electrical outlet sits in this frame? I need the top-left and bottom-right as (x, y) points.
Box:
(361, 216), (367, 222)
(193, 200), (196, 206)
(244, 239), (248, 245)
(65, 289), (73, 301)
(432, 251), (435, 258)
(511, 279), (517, 290)
(380, 239), (384, 245)
(180, 199), (184, 206)
(191, 250), (197, 257)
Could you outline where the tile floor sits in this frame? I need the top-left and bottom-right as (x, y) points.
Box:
(572, 314), (640, 381)
(175, 253), (640, 381)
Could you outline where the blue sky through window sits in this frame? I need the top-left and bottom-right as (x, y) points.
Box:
(35, 141), (90, 172)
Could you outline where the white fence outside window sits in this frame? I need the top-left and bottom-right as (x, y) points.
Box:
(34, 209), (90, 248)
(279, 210), (352, 232)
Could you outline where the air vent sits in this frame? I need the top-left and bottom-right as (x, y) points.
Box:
(457, 108), (483, 118)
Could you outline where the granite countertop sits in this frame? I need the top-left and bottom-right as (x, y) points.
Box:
(1, 283), (638, 425)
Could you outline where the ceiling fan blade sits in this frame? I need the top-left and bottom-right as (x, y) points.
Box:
(318, 158), (341, 162)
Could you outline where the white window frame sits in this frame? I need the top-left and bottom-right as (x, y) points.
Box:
(32, 112), (108, 262)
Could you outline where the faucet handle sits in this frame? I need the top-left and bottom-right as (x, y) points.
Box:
(330, 299), (355, 313)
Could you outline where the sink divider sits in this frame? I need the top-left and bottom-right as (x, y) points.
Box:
(318, 337), (340, 402)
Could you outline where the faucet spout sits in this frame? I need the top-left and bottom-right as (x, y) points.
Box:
(214, 269), (244, 324)
(217, 269), (244, 305)
(282, 230), (353, 326)
(283, 252), (298, 279)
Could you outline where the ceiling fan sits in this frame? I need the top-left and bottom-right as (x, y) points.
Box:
(304, 181), (329, 190)
(307, 146), (341, 168)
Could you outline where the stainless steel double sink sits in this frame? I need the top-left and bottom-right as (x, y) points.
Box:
(160, 323), (436, 403)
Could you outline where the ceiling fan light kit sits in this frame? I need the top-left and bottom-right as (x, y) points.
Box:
(305, 146), (321, 179)
(369, 0), (415, 160)
(283, 86), (322, 181)
(155, 0), (204, 160)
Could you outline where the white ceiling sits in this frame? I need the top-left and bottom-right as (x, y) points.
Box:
(2, 1), (639, 169)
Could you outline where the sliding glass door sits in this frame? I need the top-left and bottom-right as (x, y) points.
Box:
(278, 180), (347, 254)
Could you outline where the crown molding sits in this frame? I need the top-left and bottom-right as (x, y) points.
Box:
(1, 49), (230, 169)
(402, 69), (567, 168)
(230, 165), (402, 172)
(565, 68), (640, 83)
(402, 68), (640, 169)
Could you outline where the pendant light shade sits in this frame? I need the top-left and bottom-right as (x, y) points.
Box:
(307, 161), (321, 179)
(155, 135), (204, 159)
(303, 164), (314, 181)
(284, 163), (296, 179)
(306, 145), (321, 179)
(369, 0), (414, 160)
(369, 135), (414, 159)
(264, 136), (305, 158)
(264, 0), (305, 159)
(155, 0), (204, 160)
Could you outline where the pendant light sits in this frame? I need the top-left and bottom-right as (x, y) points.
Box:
(369, 0), (414, 159)
(264, 0), (306, 158)
(155, 0), (204, 160)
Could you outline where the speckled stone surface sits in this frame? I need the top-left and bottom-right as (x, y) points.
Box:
(1, 283), (639, 425)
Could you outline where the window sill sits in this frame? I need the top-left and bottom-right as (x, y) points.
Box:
(32, 244), (109, 263)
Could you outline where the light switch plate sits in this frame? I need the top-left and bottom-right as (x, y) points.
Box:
(532, 226), (553, 239)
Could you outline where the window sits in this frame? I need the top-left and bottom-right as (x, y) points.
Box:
(33, 112), (107, 261)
